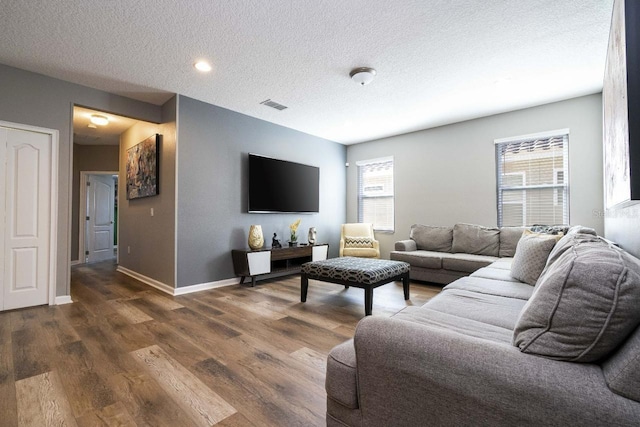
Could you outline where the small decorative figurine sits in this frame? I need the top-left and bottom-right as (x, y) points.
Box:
(308, 227), (317, 245)
(272, 233), (282, 248)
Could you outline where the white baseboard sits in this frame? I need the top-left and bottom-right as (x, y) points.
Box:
(116, 266), (240, 296)
(116, 266), (175, 295)
(70, 260), (82, 266)
(55, 295), (73, 305)
(173, 277), (240, 296)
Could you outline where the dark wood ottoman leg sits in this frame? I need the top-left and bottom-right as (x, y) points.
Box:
(402, 273), (410, 300)
(364, 286), (373, 316)
(301, 274), (309, 302)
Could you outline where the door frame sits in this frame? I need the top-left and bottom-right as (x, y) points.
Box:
(0, 120), (58, 307)
(78, 171), (118, 264)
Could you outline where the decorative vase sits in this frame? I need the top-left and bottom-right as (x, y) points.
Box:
(308, 227), (317, 245)
(248, 225), (264, 250)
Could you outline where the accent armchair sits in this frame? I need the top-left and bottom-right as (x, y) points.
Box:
(339, 223), (380, 258)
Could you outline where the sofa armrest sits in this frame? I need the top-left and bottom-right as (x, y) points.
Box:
(352, 317), (640, 427)
(339, 239), (345, 257)
(394, 239), (416, 251)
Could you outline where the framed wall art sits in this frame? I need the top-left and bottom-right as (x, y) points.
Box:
(126, 134), (159, 200)
(603, 0), (640, 209)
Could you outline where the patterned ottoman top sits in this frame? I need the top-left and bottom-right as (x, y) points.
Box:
(301, 257), (410, 285)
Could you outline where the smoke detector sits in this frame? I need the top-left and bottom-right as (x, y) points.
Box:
(350, 67), (377, 86)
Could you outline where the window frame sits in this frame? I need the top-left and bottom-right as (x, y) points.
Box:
(356, 156), (395, 232)
(495, 129), (570, 228)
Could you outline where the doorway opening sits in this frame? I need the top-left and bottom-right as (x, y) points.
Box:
(72, 106), (143, 265)
(79, 172), (118, 263)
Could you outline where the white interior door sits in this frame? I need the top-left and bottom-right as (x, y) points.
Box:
(1, 126), (52, 310)
(86, 174), (115, 263)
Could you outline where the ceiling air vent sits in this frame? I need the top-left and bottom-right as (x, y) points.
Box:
(260, 99), (288, 111)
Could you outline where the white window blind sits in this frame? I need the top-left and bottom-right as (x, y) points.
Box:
(357, 157), (394, 232)
(496, 133), (569, 227)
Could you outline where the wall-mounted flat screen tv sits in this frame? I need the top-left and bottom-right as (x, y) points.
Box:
(248, 154), (320, 213)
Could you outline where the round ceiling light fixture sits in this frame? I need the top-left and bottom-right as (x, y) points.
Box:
(350, 67), (376, 86)
(194, 60), (212, 72)
(90, 114), (109, 126)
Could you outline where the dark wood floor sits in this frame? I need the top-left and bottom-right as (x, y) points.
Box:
(0, 260), (440, 426)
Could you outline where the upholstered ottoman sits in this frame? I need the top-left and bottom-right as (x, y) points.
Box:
(300, 257), (411, 315)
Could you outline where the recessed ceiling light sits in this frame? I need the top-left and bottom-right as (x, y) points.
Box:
(90, 114), (109, 126)
(194, 60), (212, 72)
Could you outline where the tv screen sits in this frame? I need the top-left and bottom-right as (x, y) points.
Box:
(248, 154), (319, 213)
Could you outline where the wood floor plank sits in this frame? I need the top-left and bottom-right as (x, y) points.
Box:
(107, 371), (194, 427)
(216, 295), (288, 320)
(132, 345), (237, 426)
(75, 401), (137, 427)
(290, 346), (327, 374)
(140, 290), (184, 310)
(106, 299), (154, 324)
(12, 327), (51, 381)
(0, 343), (18, 427)
(16, 371), (78, 427)
(193, 357), (321, 427)
(52, 341), (117, 417)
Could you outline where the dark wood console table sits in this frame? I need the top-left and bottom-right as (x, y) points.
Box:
(232, 244), (328, 286)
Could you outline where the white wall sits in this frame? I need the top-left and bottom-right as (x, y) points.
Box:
(347, 94), (604, 258)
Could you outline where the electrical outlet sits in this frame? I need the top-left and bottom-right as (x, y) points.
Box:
(127, 246), (131, 254)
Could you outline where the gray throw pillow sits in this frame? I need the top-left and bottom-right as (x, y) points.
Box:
(513, 238), (640, 362)
(510, 231), (559, 286)
(451, 223), (500, 256)
(410, 224), (453, 252)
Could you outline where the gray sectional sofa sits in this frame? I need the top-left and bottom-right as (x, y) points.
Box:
(391, 223), (527, 284)
(326, 226), (640, 426)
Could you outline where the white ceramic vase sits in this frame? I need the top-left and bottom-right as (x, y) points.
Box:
(248, 225), (264, 249)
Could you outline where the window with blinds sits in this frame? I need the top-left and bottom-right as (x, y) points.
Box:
(495, 132), (569, 227)
(357, 157), (394, 232)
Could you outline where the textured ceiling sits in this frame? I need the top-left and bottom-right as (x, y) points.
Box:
(73, 106), (140, 146)
(1, 0), (614, 145)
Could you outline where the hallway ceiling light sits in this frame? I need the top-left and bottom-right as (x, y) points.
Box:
(194, 60), (212, 72)
(350, 67), (376, 86)
(90, 114), (109, 126)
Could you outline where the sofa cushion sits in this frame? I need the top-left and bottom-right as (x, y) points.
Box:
(326, 339), (358, 409)
(344, 236), (374, 248)
(441, 253), (498, 273)
(444, 276), (534, 300)
(426, 288), (527, 330)
(513, 239), (640, 362)
(470, 266), (520, 283)
(451, 223), (500, 256)
(342, 247), (379, 258)
(410, 224), (453, 252)
(510, 231), (560, 286)
(603, 325), (640, 402)
(499, 227), (526, 257)
(389, 250), (442, 269)
(393, 306), (513, 344)
(490, 258), (513, 270)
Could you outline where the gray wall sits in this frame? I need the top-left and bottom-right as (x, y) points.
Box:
(71, 144), (120, 262)
(605, 204), (640, 258)
(0, 64), (161, 296)
(347, 94), (605, 258)
(176, 95), (346, 287)
(118, 97), (177, 287)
